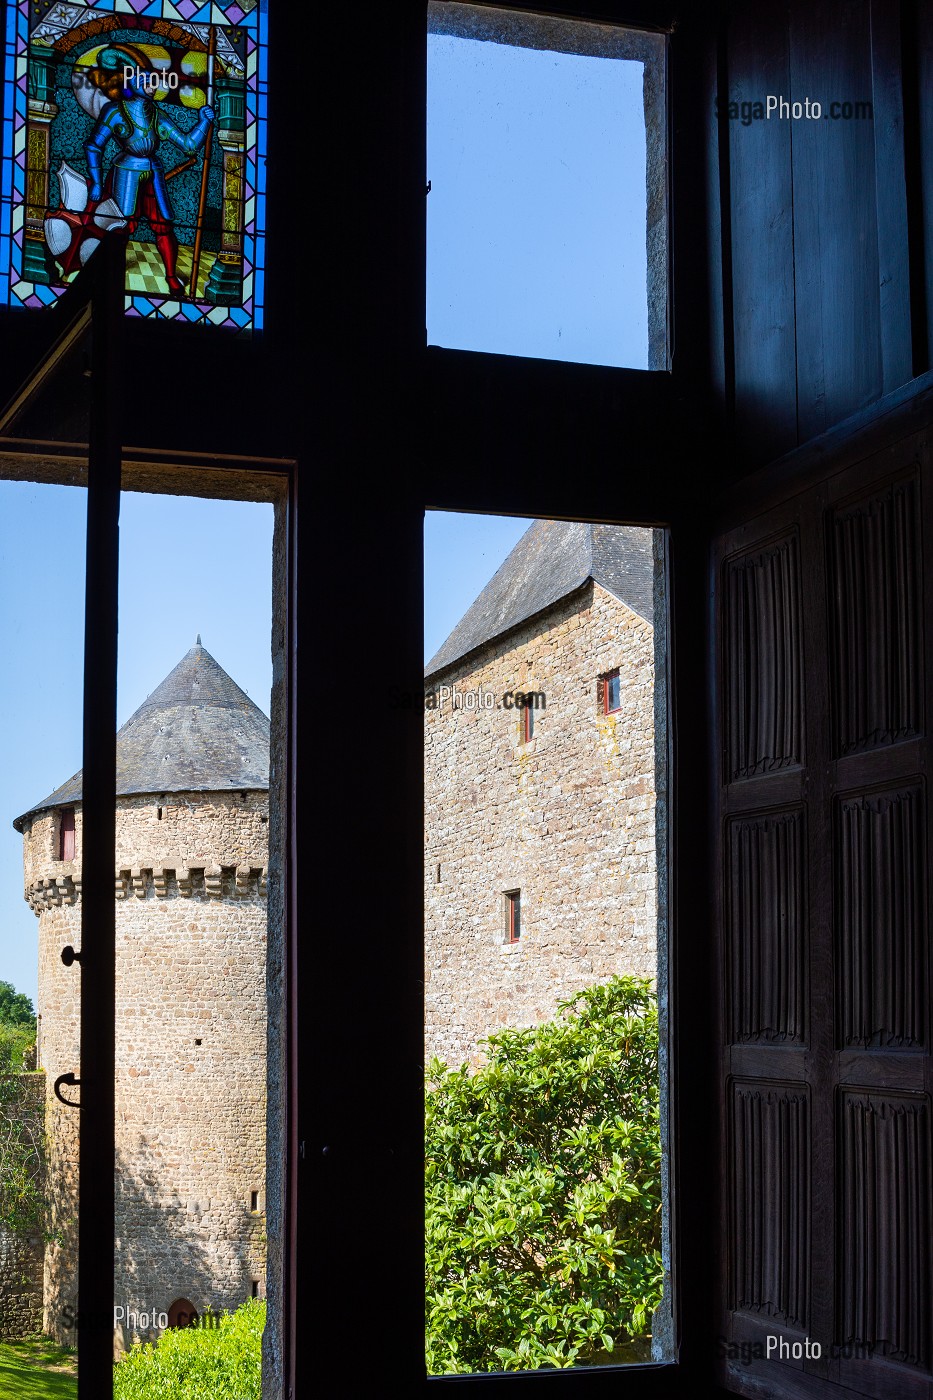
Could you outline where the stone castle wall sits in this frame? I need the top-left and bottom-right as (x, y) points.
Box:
(0, 1073), (45, 1340)
(424, 581), (657, 1068)
(23, 791), (268, 1348)
(22, 791), (268, 894)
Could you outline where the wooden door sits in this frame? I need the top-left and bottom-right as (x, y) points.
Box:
(714, 424), (933, 1399)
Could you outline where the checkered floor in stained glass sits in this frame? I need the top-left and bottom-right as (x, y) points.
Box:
(125, 240), (216, 300)
(62, 240), (216, 301)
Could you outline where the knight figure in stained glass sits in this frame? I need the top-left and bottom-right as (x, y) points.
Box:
(84, 49), (214, 297)
(1, 1), (266, 329)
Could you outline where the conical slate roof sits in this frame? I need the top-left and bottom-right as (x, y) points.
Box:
(13, 642), (269, 831)
(425, 520), (654, 679)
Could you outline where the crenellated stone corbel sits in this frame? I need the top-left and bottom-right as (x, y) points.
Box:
(25, 857), (268, 910)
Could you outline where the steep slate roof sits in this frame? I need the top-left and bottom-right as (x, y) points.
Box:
(425, 520), (654, 679)
(13, 642), (269, 831)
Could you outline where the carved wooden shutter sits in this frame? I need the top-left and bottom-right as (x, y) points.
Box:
(714, 439), (932, 1398)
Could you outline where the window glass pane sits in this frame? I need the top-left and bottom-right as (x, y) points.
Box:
(424, 512), (672, 1374)
(427, 4), (667, 368)
(1, 478), (86, 1391)
(109, 490), (274, 1387)
(0, 0), (267, 330)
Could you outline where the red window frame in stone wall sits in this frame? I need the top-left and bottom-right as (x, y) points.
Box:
(505, 889), (521, 943)
(523, 702), (534, 742)
(601, 668), (622, 715)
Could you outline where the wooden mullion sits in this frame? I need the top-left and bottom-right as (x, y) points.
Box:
(77, 234), (124, 1400)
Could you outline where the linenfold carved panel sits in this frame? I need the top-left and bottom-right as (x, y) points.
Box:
(731, 1081), (809, 1327)
(728, 810), (806, 1043)
(725, 534), (803, 781)
(831, 479), (922, 755)
(838, 1091), (931, 1369)
(836, 787), (925, 1049)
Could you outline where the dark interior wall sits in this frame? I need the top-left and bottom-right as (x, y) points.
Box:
(719, 0), (931, 468)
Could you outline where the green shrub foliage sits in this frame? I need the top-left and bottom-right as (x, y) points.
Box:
(113, 1300), (264, 1399)
(425, 976), (664, 1373)
(0, 981), (37, 1073)
(0, 981), (36, 1032)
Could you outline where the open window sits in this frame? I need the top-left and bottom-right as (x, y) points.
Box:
(0, 243), (296, 1396)
(427, 3), (668, 369)
(424, 511), (672, 1376)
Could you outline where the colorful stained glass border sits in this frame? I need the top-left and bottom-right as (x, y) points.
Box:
(0, 0), (266, 330)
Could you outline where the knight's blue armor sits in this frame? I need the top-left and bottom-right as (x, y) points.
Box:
(85, 93), (214, 218)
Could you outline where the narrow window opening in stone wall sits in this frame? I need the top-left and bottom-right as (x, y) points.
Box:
(603, 667), (623, 715)
(156, 807), (163, 822)
(427, 4), (668, 369)
(505, 889), (521, 943)
(523, 701), (535, 742)
(58, 809), (75, 863)
(424, 510), (672, 1375)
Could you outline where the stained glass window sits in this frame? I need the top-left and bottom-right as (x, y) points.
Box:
(1, 0), (267, 330)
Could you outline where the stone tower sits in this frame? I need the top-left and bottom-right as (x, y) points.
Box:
(14, 642), (269, 1348)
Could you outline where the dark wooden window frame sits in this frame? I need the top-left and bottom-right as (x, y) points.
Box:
(405, 0), (722, 1391)
(0, 0), (728, 1394)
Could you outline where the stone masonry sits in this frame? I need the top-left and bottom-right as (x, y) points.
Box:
(424, 521), (657, 1067)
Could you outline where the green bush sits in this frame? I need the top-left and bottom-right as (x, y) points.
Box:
(0, 1024), (35, 1072)
(0, 982), (37, 1073)
(113, 1300), (265, 1400)
(425, 976), (664, 1374)
(0, 982), (36, 1032)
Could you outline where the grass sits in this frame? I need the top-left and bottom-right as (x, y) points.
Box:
(0, 1335), (77, 1400)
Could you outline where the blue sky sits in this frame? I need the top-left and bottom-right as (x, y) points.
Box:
(424, 511), (532, 665)
(0, 483), (273, 1006)
(427, 34), (647, 368)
